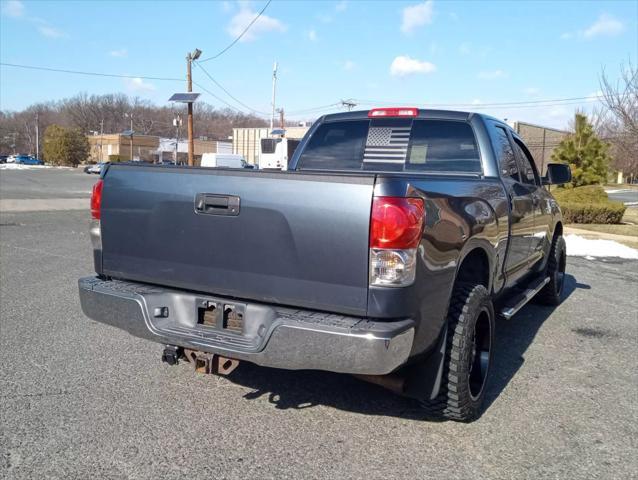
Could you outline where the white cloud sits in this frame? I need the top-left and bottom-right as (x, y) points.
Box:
(401, 0), (434, 34)
(562, 14), (624, 40)
(1, 0), (24, 17)
(227, 5), (286, 42)
(125, 77), (156, 92)
(343, 60), (355, 71)
(583, 13), (624, 38)
(307, 29), (318, 42)
(37, 25), (65, 38)
(471, 99), (483, 105)
(109, 48), (128, 58)
(478, 69), (507, 80)
(335, 1), (347, 12)
(523, 87), (541, 97)
(390, 55), (436, 76)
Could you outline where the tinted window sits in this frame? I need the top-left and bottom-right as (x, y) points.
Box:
(405, 120), (480, 172)
(513, 139), (538, 185)
(260, 138), (280, 154)
(494, 127), (519, 181)
(298, 119), (481, 172)
(297, 120), (368, 170)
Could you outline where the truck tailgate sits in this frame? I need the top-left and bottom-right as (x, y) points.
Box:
(100, 165), (375, 316)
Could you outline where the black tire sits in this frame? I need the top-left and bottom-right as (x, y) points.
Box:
(420, 284), (495, 422)
(536, 235), (566, 306)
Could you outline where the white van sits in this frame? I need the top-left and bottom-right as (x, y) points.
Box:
(200, 153), (250, 169)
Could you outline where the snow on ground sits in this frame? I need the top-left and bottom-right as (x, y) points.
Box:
(565, 234), (638, 259)
(0, 164), (71, 170)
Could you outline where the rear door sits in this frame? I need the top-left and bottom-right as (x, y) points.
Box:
(100, 165), (374, 316)
(492, 126), (535, 275)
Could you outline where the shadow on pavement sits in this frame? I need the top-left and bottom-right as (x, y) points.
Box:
(220, 273), (590, 420)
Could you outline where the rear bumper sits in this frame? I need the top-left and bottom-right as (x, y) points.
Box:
(78, 277), (415, 375)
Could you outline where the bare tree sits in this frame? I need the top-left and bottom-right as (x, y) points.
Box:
(599, 61), (638, 182)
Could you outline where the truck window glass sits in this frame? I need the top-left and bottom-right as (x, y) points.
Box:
(297, 119), (481, 173)
(494, 127), (519, 181)
(405, 120), (481, 173)
(297, 121), (369, 170)
(260, 138), (281, 154)
(513, 139), (539, 185)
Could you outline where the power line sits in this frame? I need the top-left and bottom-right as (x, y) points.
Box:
(192, 80), (268, 118)
(198, 0), (272, 63)
(0, 62), (182, 82)
(193, 61), (270, 115)
(353, 95), (603, 108)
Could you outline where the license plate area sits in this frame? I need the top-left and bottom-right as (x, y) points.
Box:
(197, 299), (245, 334)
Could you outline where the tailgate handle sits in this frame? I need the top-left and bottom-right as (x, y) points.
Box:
(195, 194), (240, 216)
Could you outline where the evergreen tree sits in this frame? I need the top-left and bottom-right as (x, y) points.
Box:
(551, 113), (610, 187)
(43, 124), (89, 166)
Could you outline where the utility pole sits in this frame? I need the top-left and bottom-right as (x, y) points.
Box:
(278, 108), (285, 129)
(186, 48), (202, 166)
(35, 112), (39, 160)
(270, 61), (278, 133)
(99, 118), (104, 162)
(340, 99), (357, 111)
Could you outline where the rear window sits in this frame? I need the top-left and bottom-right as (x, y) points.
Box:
(260, 138), (281, 154)
(297, 119), (481, 173)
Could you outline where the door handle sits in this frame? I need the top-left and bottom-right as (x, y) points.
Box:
(195, 194), (240, 216)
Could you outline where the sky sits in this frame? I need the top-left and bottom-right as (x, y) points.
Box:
(0, 0), (636, 129)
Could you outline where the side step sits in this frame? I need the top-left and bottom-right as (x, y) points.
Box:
(499, 276), (550, 320)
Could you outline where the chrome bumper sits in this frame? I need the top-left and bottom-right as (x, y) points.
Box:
(78, 277), (415, 375)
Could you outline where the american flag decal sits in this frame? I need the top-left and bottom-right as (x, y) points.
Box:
(363, 126), (412, 163)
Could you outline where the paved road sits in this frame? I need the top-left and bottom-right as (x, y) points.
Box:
(606, 188), (638, 206)
(1, 170), (637, 479)
(0, 167), (96, 200)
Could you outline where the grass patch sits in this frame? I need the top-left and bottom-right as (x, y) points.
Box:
(622, 207), (638, 225)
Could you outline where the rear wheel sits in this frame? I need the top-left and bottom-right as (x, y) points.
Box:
(536, 235), (566, 306)
(419, 283), (495, 422)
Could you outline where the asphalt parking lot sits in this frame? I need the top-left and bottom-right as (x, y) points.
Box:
(1, 169), (637, 479)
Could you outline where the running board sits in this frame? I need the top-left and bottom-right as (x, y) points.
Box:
(500, 277), (550, 320)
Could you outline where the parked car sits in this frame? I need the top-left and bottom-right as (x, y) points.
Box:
(13, 155), (43, 165)
(85, 162), (108, 174)
(0, 155), (8, 164)
(78, 108), (571, 422)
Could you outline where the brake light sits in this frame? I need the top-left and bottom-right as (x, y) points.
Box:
(370, 197), (424, 249)
(368, 107), (419, 118)
(90, 179), (103, 219)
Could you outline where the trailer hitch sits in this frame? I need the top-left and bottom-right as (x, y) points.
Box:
(183, 349), (240, 376)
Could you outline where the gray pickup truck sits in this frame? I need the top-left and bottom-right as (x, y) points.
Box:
(79, 107), (571, 421)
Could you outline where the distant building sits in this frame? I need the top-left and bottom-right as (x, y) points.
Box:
(87, 133), (231, 165)
(88, 134), (159, 163)
(232, 126), (310, 165)
(156, 138), (232, 164)
(513, 122), (569, 174)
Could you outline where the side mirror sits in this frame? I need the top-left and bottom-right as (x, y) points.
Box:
(543, 163), (571, 185)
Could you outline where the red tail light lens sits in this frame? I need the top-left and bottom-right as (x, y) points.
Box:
(370, 197), (425, 249)
(368, 107), (419, 118)
(90, 179), (103, 220)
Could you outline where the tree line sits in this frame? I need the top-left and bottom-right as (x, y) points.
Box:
(0, 92), (267, 156)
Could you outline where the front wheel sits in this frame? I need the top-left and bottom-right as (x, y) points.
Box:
(536, 235), (566, 306)
(419, 283), (495, 422)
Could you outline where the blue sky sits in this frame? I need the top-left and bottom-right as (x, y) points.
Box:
(1, 0), (636, 128)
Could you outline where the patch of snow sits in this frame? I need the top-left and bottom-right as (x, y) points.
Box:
(0, 164), (71, 170)
(565, 234), (638, 259)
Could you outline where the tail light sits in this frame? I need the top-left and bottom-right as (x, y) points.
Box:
(368, 107), (419, 118)
(369, 197), (424, 287)
(89, 179), (103, 251)
(90, 179), (103, 220)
